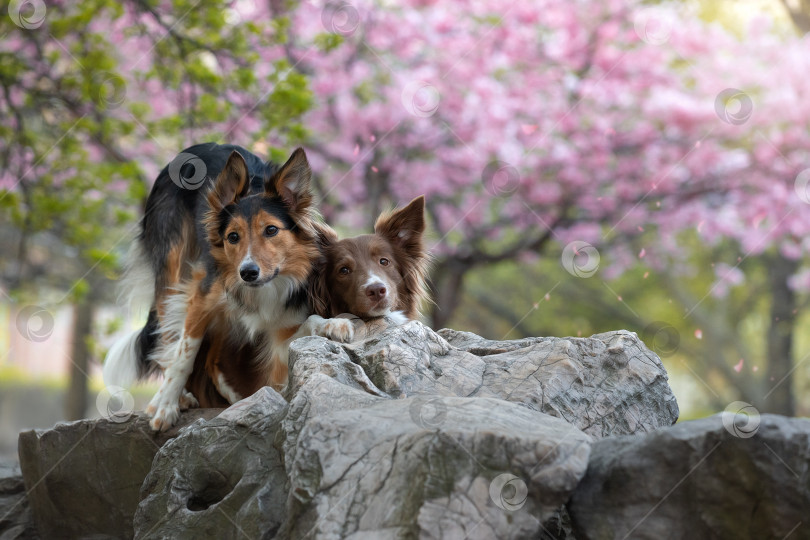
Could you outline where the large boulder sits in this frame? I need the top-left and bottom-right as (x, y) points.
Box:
(135, 388), (289, 540)
(282, 376), (591, 539)
(18, 409), (220, 539)
(340, 323), (679, 437)
(18, 323), (684, 539)
(135, 374), (591, 540)
(568, 413), (810, 539)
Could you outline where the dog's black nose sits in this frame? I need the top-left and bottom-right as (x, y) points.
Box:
(240, 262), (260, 282)
(366, 283), (387, 300)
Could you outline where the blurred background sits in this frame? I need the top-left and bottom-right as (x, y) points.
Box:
(1, 0), (809, 461)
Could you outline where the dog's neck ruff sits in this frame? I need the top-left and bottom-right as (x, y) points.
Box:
(225, 275), (307, 341)
(226, 275), (297, 310)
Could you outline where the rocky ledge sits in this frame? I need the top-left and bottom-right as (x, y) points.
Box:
(10, 322), (809, 539)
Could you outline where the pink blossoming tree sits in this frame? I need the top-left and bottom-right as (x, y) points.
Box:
(283, 0), (810, 414)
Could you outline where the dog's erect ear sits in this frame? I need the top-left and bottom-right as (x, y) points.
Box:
(209, 151), (250, 210)
(267, 148), (313, 214)
(374, 196), (426, 253)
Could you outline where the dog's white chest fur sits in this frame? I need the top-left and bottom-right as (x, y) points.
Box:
(226, 276), (305, 341)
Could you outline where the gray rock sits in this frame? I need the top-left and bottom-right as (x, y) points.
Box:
(18, 408), (220, 540)
(281, 374), (383, 481)
(344, 322), (679, 437)
(436, 323), (678, 438)
(285, 337), (388, 399)
(286, 324), (678, 540)
(1, 461), (38, 540)
(281, 378), (592, 539)
(130, 324), (679, 539)
(568, 413), (810, 539)
(19, 324), (684, 539)
(134, 388), (289, 540)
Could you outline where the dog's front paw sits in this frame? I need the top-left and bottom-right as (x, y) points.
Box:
(319, 318), (355, 343)
(179, 390), (199, 410)
(149, 402), (180, 432)
(146, 391), (181, 431)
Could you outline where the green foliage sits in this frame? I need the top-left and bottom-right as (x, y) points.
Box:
(262, 59), (313, 141)
(313, 32), (344, 52)
(0, 0), (318, 301)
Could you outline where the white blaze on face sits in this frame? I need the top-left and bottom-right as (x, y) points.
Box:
(363, 272), (387, 290)
(239, 243), (261, 282)
(241, 245), (254, 269)
(363, 272), (391, 315)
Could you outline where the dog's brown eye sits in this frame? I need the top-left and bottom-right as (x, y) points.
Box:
(339, 267), (351, 275)
(379, 258), (389, 266)
(227, 232), (239, 244)
(264, 225), (279, 237)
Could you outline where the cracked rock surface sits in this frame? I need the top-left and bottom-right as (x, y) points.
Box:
(288, 323), (679, 439)
(281, 376), (591, 539)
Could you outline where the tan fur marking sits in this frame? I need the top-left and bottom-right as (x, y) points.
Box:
(213, 209), (319, 289)
(165, 242), (185, 287)
(276, 326), (300, 343)
(183, 287), (217, 339)
(268, 356), (288, 391)
(202, 324), (225, 389)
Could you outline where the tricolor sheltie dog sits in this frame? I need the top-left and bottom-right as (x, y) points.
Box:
(103, 143), (351, 430)
(313, 196), (431, 327)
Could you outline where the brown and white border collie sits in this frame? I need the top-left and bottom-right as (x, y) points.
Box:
(103, 143), (351, 430)
(312, 196), (431, 335)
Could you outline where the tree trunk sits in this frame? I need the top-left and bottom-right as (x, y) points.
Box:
(65, 295), (95, 420)
(762, 254), (798, 416)
(365, 151), (388, 231)
(469, 290), (534, 338)
(780, 0), (810, 35)
(428, 260), (466, 329)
